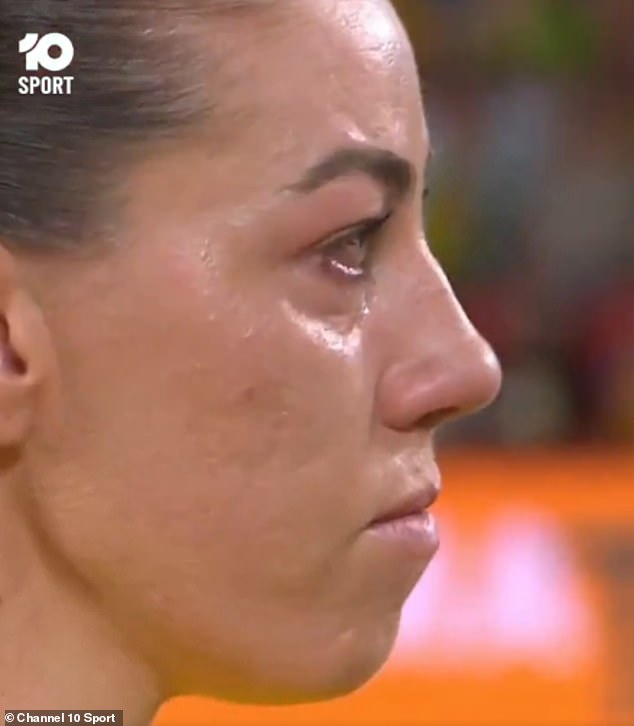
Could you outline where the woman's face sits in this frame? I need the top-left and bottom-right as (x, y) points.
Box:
(27, 0), (501, 702)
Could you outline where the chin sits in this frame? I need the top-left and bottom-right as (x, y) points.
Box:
(187, 617), (400, 706)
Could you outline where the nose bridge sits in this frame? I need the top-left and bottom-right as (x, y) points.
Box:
(376, 250), (502, 431)
(390, 249), (475, 352)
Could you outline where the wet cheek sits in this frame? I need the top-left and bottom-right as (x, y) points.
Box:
(113, 242), (368, 556)
(201, 325), (367, 528)
(203, 334), (361, 497)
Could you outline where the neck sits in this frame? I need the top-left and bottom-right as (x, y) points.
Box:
(0, 477), (162, 724)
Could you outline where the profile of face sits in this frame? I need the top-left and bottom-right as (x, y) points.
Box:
(0, 0), (501, 716)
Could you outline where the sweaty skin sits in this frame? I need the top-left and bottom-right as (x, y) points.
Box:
(0, 0), (501, 719)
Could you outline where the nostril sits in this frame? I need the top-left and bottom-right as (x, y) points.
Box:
(418, 406), (460, 429)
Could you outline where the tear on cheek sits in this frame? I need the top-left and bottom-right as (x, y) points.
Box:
(281, 302), (363, 359)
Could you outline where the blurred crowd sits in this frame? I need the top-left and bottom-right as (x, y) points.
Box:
(396, 0), (634, 446)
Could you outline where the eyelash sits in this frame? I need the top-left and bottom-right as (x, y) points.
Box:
(318, 212), (392, 282)
(315, 186), (430, 283)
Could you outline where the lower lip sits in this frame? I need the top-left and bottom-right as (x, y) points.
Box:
(365, 510), (439, 558)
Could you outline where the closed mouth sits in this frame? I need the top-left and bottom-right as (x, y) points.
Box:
(370, 487), (439, 526)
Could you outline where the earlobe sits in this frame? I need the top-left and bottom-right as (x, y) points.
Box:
(0, 247), (59, 448)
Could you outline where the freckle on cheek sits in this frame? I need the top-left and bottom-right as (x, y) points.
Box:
(240, 386), (257, 404)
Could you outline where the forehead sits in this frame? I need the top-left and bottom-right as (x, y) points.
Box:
(204, 0), (425, 176)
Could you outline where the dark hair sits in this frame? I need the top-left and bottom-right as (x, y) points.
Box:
(0, 1), (261, 254)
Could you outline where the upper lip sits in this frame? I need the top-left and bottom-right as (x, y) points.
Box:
(370, 484), (440, 526)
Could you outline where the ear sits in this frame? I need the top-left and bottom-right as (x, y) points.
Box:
(0, 245), (61, 448)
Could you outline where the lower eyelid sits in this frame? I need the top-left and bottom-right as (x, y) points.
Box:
(326, 257), (366, 277)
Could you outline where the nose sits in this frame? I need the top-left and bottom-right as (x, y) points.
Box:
(376, 254), (503, 432)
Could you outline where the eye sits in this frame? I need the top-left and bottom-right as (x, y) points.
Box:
(319, 214), (390, 281)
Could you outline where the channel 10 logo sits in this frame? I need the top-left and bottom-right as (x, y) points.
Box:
(18, 32), (75, 95)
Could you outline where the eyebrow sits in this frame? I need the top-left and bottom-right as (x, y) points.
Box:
(283, 146), (418, 204)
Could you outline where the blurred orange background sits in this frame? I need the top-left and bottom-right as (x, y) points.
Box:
(155, 450), (634, 726)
